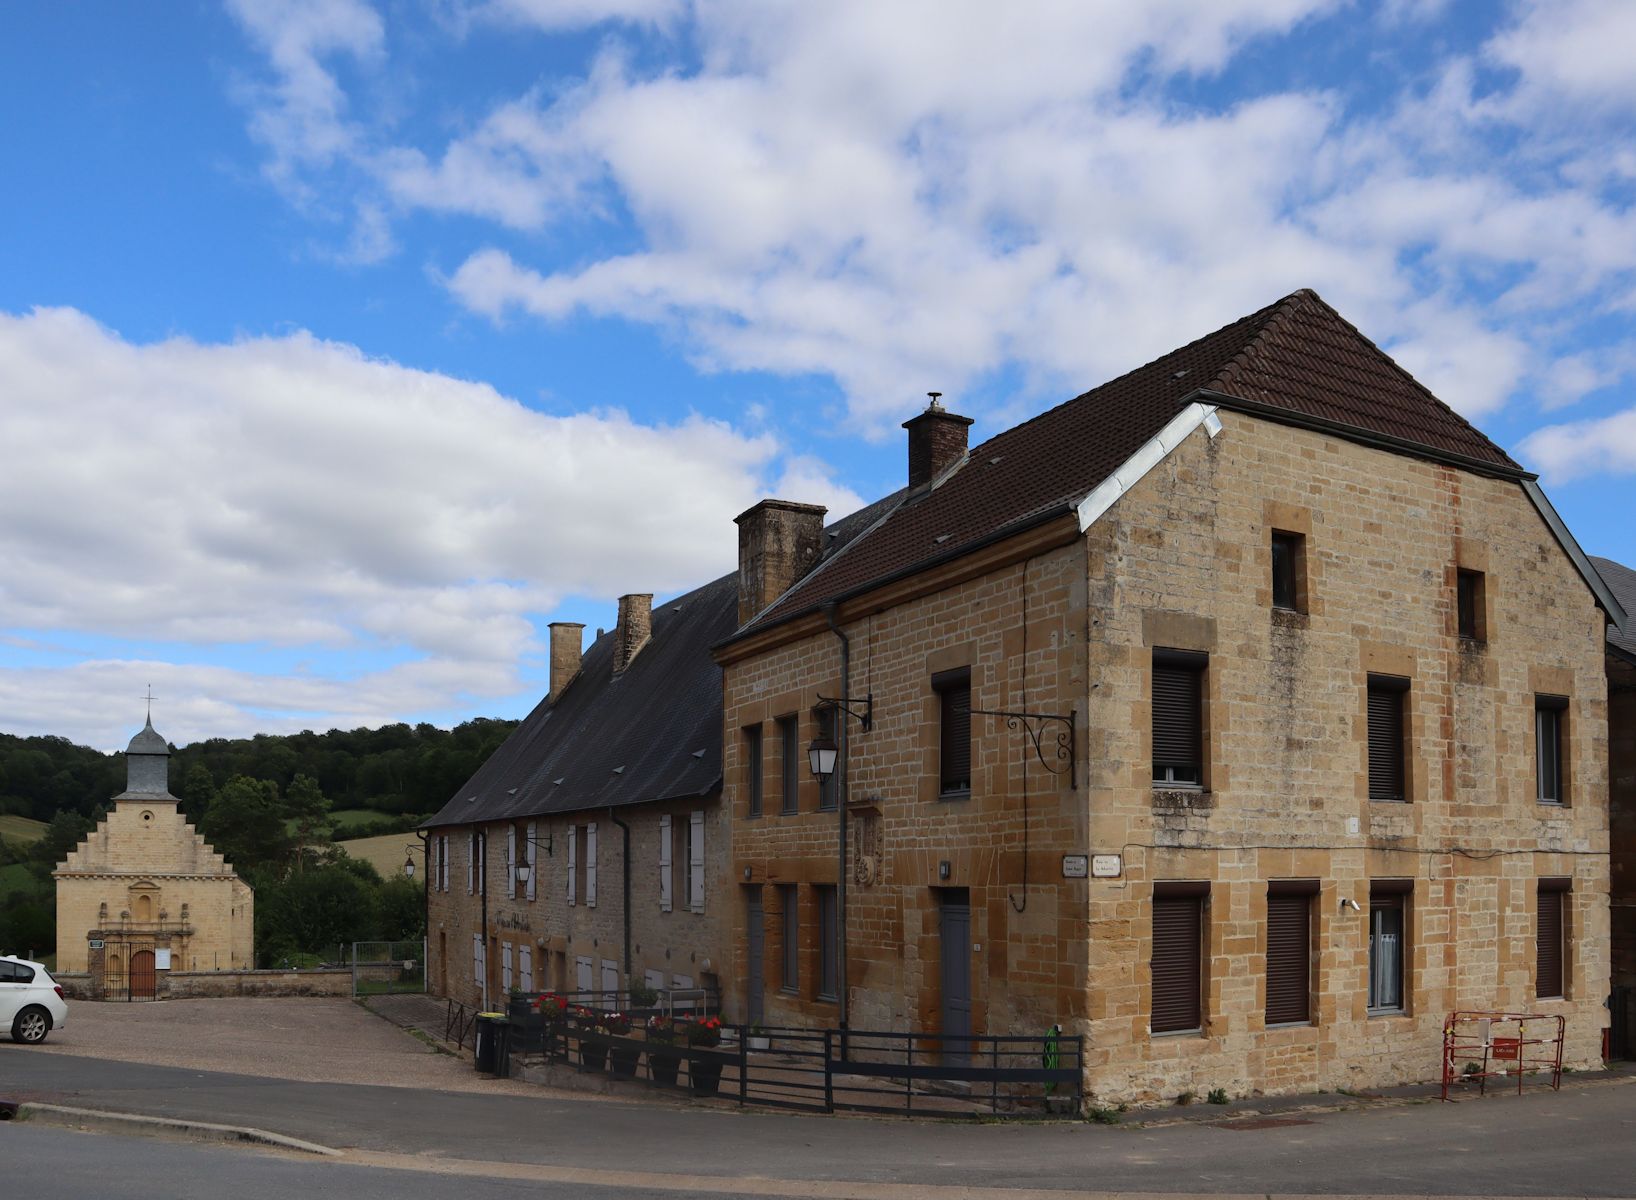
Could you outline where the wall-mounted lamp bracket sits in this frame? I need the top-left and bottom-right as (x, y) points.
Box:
(815, 693), (873, 733)
(971, 707), (1076, 789)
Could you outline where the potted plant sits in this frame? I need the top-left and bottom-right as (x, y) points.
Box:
(645, 1014), (681, 1086)
(629, 981), (659, 1010)
(682, 1015), (725, 1096)
(603, 1012), (639, 1078)
(536, 992), (568, 1023)
(746, 1023), (771, 1052)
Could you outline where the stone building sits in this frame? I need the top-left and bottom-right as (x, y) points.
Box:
(54, 716), (255, 998)
(422, 582), (738, 1011)
(715, 288), (1624, 1103)
(1592, 556), (1635, 1009)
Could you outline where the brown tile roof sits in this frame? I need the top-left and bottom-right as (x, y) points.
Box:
(737, 288), (1523, 638)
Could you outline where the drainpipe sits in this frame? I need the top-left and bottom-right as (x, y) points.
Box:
(609, 807), (633, 992)
(824, 602), (850, 1037)
(479, 827), (489, 1011)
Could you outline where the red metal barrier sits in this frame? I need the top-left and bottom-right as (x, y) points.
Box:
(1441, 1011), (1565, 1101)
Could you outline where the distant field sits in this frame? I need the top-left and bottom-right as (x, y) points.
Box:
(329, 808), (397, 831)
(336, 832), (424, 881)
(0, 814), (48, 844)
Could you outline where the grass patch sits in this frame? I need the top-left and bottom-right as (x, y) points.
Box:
(335, 833), (424, 880)
(0, 815), (48, 844)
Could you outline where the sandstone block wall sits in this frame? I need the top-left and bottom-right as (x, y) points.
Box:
(1610, 653), (1636, 990)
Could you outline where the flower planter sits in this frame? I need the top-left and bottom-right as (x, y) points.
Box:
(746, 1035), (771, 1052)
(579, 1041), (608, 1073)
(609, 1046), (640, 1079)
(649, 1050), (681, 1086)
(689, 1057), (724, 1097)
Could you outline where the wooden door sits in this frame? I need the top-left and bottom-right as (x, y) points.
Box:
(745, 888), (765, 1027)
(130, 949), (157, 1000)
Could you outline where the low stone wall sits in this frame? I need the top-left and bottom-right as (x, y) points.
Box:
(51, 969), (352, 1000)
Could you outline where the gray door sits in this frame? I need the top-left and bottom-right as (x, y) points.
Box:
(745, 889), (765, 1026)
(939, 890), (972, 1065)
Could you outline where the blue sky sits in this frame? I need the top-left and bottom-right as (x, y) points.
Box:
(2, 0), (1633, 750)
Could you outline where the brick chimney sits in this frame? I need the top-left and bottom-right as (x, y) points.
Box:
(548, 622), (585, 701)
(903, 393), (973, 489)
(735, 499), (828, 626)
(613, 594), (652, 675)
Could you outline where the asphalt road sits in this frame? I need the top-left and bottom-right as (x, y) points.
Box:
(5, 1048), (1636, 1197)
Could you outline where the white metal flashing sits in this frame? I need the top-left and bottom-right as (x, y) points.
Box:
(1075, 402), (1221, 532)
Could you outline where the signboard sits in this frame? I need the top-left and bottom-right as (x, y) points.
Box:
(88, 939), (104, 950)
(154, 949), (172, 970)
(1091, 854), (1123, 878)
(1062, 854), (1089, 878)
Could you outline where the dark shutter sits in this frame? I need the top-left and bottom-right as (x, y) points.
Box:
(1271, 532), (1299, 610)
(1367, 678), (1406, 801)
(1153, 659), (1203, 782)
(1151, 894), (1203, 1033)
(1457, 570), (1480, 640)
(1265, 893), (1312, 1025)
(939, 677), (971, 794)
(1536, 884), (1566, 999)
(780, 716), (798, 814)
(746, 726), (763, 817)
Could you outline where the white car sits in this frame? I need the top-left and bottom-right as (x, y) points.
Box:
(0, 955), (67, 1044)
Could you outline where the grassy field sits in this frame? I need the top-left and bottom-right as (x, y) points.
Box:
(0, 814), (48, 844)
(336, 832), (424, 881)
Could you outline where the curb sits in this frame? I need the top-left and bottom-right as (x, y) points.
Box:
(17, 1102), (342, 1157)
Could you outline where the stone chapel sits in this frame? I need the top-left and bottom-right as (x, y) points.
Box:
(54, 715), (254, 998)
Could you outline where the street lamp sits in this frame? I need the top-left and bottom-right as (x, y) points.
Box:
(402, 846), (417, 879)
(808, 733), (838, 781)
(514, 828), (552, 886)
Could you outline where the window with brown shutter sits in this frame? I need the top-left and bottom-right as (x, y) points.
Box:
(1151, 882), (1206, 1034)
(1265, 881), (1317, 1026)
(1152, 649), (1206, 786)
(934, 668), (971, 797)
(1536, 879), (1569, 999)
(1367, 674), (1409, 801)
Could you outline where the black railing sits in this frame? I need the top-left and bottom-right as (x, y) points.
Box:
(496, 998), (1081, 1117)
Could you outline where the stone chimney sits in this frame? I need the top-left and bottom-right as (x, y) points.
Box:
(903, 392), (973, 489)
(548, 622), (585, 701)
(735, 499), (828, 626)
(613, 594), (652, 675)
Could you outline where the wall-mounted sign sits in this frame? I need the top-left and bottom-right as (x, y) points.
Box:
(1062, 854), (1089, 878)
(1091, 854), (1123, 878)
(497, 912), (533, 933)
(88, 939), (104, 950)
(154, 949), (172, 970)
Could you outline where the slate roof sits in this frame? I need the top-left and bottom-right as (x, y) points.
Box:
(1591, 556), (1636, 663)
(423, 489), (905, 829)
(736, 289), (1524, 638)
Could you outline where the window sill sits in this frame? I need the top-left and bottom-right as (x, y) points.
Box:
(1367, 797), (1409, 804)
(938, 788), (972, 802)
(1149, 1027), (1205, 1039)
(778, 986), (798, 997)
(1367, 1008), (1409, 1019)
(1265, 1020), (1315, 1030)
(1537, 800), (1567, 808)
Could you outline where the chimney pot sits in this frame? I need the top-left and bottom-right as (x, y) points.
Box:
(548, 622), (585, 701)
(903, 396), (973, 489)
(735, 499), (827, 626)
(613, 594), (653, 675)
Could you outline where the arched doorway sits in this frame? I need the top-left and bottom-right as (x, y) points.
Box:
(130, 949), (157, 1000)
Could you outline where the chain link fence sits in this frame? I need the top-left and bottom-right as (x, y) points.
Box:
(350, 939), (427, 997)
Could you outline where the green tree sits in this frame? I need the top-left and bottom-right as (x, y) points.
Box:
(33, 809), (94, 868)
(376, 875), (425, 940)
(199, 775), (291, 881)
(178, 762), (218, 822)
(255, 861), (381, 961)
(285, 773), (333, 867)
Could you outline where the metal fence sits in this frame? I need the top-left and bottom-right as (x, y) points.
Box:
(485, 994), (1081, 1118)
(349, 940), (427, 997)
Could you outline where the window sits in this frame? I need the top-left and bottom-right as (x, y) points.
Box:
(1271, 531), (1304, 612)
(934, 667), (971, 796)
(1368, 881), (1410, 1014)
(1537, 879), (1570, 999)
(1152, 649), (1206, 787)
(779, 884), (799, 992)
(1536, 695), (1567, 805)
(1367, 674), (1409, 802)
(1457, 569), (1486, 641)
(745, 725), (764, 818)
(1265, 880), (1316, 1026)
(816, 706), (838, 810)
(779, 715), (799, 814)
(817, 884), (838, 1000)
(1150, 882), (1207, 1034)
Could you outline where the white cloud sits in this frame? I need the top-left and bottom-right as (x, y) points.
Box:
(1519, 408), (1636, 483)
(0, 306), (836, 746)
(1484, 0), (1636, 116)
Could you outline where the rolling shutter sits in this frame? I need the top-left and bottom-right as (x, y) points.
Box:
(1152, 651), (1205, 780)
(1151, 887), (1204, 1033)
(1536, 881), (1568, 999)
(1367, 677), (1407, 801)
(1265, 890), (1313, 1025)
(937, 673), (971, 794)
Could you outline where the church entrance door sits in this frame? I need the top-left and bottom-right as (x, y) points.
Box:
(130, 950), (157, 1000)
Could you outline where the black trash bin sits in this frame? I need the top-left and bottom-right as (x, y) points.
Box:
(474, 1011), (506, 1073)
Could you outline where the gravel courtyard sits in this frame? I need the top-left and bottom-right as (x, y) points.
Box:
(23, 996), (570, 1097)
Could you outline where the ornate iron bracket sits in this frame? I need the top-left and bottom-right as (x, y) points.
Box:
(815, 693), (873, 732)
(971, 707), (1076, 789)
